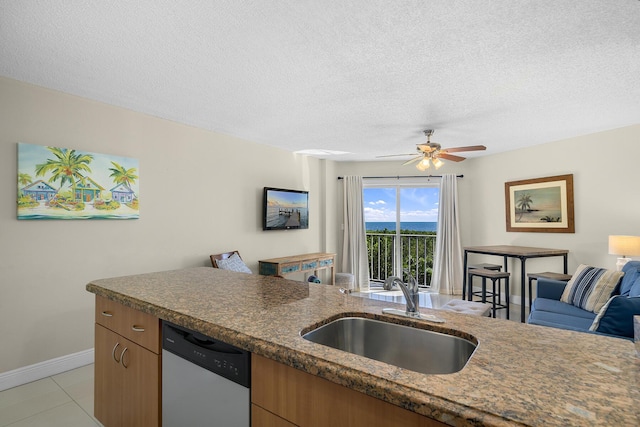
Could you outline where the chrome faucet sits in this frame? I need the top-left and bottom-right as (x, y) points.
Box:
(385, 274), (419, 315)
(382, 274), (444, 322)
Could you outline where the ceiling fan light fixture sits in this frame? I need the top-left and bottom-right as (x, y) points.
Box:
(416, 157), (430, 171)
(380, 128), (487, 171)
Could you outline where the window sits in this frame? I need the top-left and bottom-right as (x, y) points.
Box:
(363, 180), (439, 287)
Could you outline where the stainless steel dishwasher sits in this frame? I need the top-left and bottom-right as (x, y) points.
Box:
(162, 321), (250, 427)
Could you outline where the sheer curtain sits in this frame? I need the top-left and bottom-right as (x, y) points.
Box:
(342, 176), (370, 291)
(430, 174), (463, 295)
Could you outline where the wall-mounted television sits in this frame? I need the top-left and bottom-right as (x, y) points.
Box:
(263, 187), (309, 230)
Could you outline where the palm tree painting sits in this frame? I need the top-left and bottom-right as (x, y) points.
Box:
(17, 142), (139, 219)
(109, 162), (138, 188)
(515, 193), (532, 221)
(34, 146), (94, 200)
(506, 174), (574, 233)
(513, 187), (562, 224)
(18, 173), (32, 187)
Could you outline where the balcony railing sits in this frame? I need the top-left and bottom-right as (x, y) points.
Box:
(366, 232), (436, 287)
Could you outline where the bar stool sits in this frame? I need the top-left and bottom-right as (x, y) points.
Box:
(440, 300), (492, 317)
(527, 272), (573, 311)
(464, 263), (502, 301)
(467, 269), (510, 319)
(335, 272), (355, 289)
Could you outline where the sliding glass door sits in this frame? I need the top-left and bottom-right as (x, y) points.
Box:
(363, 181), (439, 287)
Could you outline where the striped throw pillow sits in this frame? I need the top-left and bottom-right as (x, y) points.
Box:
(560, 265), (624, 313)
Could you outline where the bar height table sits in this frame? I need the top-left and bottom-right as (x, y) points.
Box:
(463, 245), (569, 322)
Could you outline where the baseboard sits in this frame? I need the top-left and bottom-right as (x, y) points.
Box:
(0, 348), (94, 392)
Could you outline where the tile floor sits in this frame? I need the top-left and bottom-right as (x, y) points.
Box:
(0, 364), (100, 427)
(0, 290), (526, 427)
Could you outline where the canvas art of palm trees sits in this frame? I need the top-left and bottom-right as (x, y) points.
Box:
(505, 174), (573, 233)
(514, 188), (561, 223)
(17, 143), (139, 219)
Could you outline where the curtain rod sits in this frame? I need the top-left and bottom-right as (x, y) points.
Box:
(337, 174), (463, 180)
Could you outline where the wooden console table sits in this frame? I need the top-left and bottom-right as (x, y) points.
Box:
(259, 252), (336, 285)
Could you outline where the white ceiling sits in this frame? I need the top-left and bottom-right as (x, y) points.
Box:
(1, 1), (639, 162)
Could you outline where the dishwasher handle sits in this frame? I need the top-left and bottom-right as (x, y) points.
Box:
(163, 322), (249, 357)
(183, 331), (244, 355)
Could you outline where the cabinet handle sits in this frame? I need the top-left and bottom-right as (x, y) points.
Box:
(120, 347), (129, 368)
(131, 325), (145, 332)
(101, 311), (113, 317)
(112, 342), (121, 363)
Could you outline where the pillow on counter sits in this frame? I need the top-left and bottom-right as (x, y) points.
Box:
(560, 264), (624, 313)
(216, 253), (252, 274)
(589, 296), (640, 338)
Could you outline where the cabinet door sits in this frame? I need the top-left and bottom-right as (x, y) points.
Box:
(120, 336), (160, 427)
(94, 324), (123, 427)
(95, 323), (160, 427)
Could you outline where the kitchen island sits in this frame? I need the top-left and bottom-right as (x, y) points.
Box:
(86, 267), (639, 427)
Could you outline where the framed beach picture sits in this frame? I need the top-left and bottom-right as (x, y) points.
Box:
(505, 174), (574, 233)
(17, 143), (139, 220)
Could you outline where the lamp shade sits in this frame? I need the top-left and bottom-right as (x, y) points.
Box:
(416, 157), (430, 171)
(608, 235), (640, 256)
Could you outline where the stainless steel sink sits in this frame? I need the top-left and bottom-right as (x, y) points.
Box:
(301, 317), (476, 375)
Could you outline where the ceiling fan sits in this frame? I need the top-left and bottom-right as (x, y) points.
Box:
(379, 130), (486, 171)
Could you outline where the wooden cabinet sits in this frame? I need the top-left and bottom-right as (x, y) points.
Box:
(251, 354), (446, 427)
(251, 404), (297, 427)
(92, 295), (445, 427)
(94, 296), (160, 427)
(95, 295), (160, 353)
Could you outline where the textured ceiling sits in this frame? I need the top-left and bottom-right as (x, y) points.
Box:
(1, 1), (639, 161)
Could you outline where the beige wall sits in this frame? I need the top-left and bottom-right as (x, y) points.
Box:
(335, 124), (640, 299)
(2, 74), (638, 373)
(463, 124), (640, 279)
(0, 77), (332, 373)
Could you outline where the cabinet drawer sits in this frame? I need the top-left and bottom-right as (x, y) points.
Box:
(95, 295), (160, 354)
(318, 257), (333, 267)
(301, 261), (318, 271)
(280, 262), (301, 274)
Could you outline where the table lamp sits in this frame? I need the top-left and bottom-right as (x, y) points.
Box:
(608, 235), (640, 271)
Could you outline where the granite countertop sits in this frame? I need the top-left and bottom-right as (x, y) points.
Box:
(86, 267), (640, 427)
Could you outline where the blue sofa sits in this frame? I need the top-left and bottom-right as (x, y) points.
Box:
(528, 261), (640, 340)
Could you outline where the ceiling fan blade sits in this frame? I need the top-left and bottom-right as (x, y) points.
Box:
(402, 155), (423, 166)
(376, 153), (417, 158)
(441, 145), (486, 153)
(438, 153), (466, 162)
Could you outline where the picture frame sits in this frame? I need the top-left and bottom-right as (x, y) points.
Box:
(17, 142), (139, 220)
(505, 174), (574, 233)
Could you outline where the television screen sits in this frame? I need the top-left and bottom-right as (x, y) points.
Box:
(263, 187), (309, 230)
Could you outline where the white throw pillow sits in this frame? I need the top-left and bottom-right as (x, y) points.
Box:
(216, 253), (252, 274)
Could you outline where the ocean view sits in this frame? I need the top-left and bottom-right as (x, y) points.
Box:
(366, 221), (437, 232)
